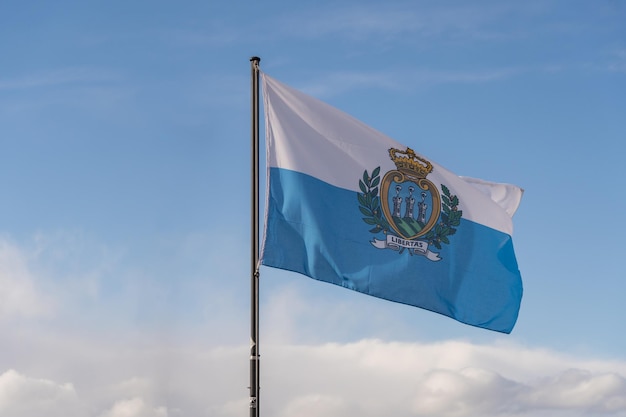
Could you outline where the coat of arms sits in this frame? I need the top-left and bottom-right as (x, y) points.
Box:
(357, 148), (462, 261)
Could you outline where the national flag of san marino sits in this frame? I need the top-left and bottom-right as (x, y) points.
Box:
(260, 72), (523, 333)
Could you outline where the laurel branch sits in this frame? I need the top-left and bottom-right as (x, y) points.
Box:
(357, 167), (390, 234)
(423, 184), (462, 249)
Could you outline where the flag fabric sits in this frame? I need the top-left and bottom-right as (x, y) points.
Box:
(260, 72), (523, 333)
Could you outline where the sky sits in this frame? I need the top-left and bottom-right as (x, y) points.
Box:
(1, 1), (625, 416)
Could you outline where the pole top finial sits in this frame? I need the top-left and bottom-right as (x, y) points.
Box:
(250, 56), (261, 63)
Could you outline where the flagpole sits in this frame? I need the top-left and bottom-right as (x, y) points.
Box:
(249, 56), (261, 417)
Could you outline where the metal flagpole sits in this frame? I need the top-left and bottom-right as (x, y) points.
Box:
(249, 56), (261, 417)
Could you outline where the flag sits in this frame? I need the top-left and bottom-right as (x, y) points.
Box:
(260, 72), (523, 333)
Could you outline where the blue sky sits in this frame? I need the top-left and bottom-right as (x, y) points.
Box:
(1, 1), (626, 416)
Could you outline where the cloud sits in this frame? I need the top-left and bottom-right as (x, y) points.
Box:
(608, 48), (626, 72)
(1, 233), (625, 417)
(278, 394), (356, 417)
(0, 233), (132, 324)
(283, 61), (577, 98)
(412, 367), (524, 416)
(97, 398), (168, 417)
(411, 367), (626, 416)
(260, 340), (626, 417)
(0, 68), (121, 92)
(0, 370), (83, 417)
(525, 369), (626, 414)
(0, 67), (134, 124)
(298, 67), (522, 98)
(0, 370), (169, 417)
(166, 24), (243, 48)
(1, 340), (626, 417)
(171, 2), (548, 53)
(0, 239), (53, 319)
(272, 3), (539, 43)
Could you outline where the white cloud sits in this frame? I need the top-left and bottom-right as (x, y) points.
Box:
(411, 366), (626, 417)
(261, 340), (626, 417)
(0, 370), (83, 417)
(170, 2), (550, 54)
(608, 48), (626, 72)
(1, 234), (625, 417)
(0, 67), (121, 91)
(299, 68), (520, 98)
(97, 398), (168, 417)
(0, 239), (53, 319)
(166, 24), (243, 48)
(278, 394), (356, 417)
(412, 367), (523, 416)
(272, 3), (540, 43)
(108, 378), (157, 405)
(525, 369), (626, 413)
(1, 340), (626, 417)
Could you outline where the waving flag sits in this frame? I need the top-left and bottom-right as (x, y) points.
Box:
(260, 72), (523, 333)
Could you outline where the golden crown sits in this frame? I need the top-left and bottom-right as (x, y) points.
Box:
(388, 147), (433, 179)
